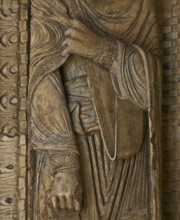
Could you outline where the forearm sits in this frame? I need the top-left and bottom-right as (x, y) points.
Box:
(49, 150), (81, 175)
(31, 71), (79, 152)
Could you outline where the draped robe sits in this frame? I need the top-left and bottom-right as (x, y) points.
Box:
(29, 0), (161, 219)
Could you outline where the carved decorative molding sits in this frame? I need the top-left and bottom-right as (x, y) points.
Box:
(0, 1), (20, 218)
(0, 0), (29, 219)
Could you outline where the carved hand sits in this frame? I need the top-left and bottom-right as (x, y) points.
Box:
(51, 169), (83, 212)
(62, 20), (105, 59)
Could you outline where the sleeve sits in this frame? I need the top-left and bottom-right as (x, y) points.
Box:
(30, 0), (81, 174)
(94, 38), (155, 110)
(30, 70), (81, 174)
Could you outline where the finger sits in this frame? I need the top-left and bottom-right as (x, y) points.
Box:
(62, 38), (81, 55)
(72, 20), (86, 32)
(61, 46), (70, 57)
(62, 38), (69, 47)
(66, 196), (74, 211)
(65, 28), (83, 39)
(73, 199), (81, 212)
(65, 28), (78, 37)
(62, 38), (74, 47)
(65, 28), (71, 37)
(52, 196), (58, 208)
(59, 196), (66, 210)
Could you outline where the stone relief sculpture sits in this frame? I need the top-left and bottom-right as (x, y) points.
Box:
(29, 0), (161, 219)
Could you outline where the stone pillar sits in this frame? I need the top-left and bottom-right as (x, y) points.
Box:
(156, 0), (180, 219)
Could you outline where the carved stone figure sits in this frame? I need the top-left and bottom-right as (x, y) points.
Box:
(29, 0), (161, 219)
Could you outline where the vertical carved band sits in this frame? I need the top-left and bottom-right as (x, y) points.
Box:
(0, 1), (20, 218)
(0, 0), (29, 219)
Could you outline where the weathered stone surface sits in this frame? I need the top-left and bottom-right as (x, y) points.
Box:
(0, 0), (180, 219)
